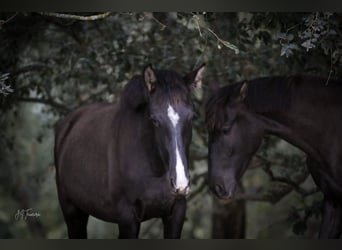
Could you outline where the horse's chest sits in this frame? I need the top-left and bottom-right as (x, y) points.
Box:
(137, 195), (175, 221)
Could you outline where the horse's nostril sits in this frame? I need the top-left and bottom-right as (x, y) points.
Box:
(179, 185), (190, 194)
(170, 178), (177, 191)
(170, 179), (181, 195)
(170, 180), (190, 195)
(173, 186), (189, 196)
(214, 184), (225, 197)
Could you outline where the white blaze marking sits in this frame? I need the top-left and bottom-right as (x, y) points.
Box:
(167, 104), (189, 190)
(167, 104), (179, 127)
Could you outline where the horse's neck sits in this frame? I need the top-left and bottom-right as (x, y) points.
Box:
(116, 109), (168, 177)
(257, 109), (323, 164)
(253, 78), (342, 164)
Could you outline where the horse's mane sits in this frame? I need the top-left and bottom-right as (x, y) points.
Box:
(205, 76), (293, 132)
(120, 70), (190, 111)
(205, 83), (236, 133)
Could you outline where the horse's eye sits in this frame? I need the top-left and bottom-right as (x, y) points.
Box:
(150, 117), (160, 127)
(222, 126), (231, 135)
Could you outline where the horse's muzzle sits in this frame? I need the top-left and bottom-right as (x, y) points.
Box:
(212, 182), (237, 199)
(170, 178), (190, 196)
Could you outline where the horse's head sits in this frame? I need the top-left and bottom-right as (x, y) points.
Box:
(143, 64), (205, 195)
(205, 82), (264, 199)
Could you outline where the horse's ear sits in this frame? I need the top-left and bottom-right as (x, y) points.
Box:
(184, 63), (206, 89)
(143, 64), (157, 92)
(239, 81), (248, 101)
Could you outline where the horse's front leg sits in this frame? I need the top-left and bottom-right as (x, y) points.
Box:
(306, 157), (342, 238)
(319, 198), (342, 238)
(118, 222), (140, 238)
(162, 196), (187, 239)
(118, 211), (141, 239)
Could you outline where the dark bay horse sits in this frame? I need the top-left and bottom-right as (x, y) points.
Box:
(205, 75), (342, 238)
(54, 64), (205, 238)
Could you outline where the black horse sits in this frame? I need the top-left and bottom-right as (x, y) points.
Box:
(205, 75), (342, 238)
(54, 64), (205, 238)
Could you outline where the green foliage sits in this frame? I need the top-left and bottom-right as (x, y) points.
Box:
(0, 73), (13, 96)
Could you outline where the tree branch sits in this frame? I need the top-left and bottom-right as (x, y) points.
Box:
(191, 14), (239, 54)
(191, 172), (207, 185)
(38, 12), (113, 21)
(218, 193), (271, 203)
(10, 64), (51, 77)
(0, 12), (18, 26)
(143, 12), (166, 30)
